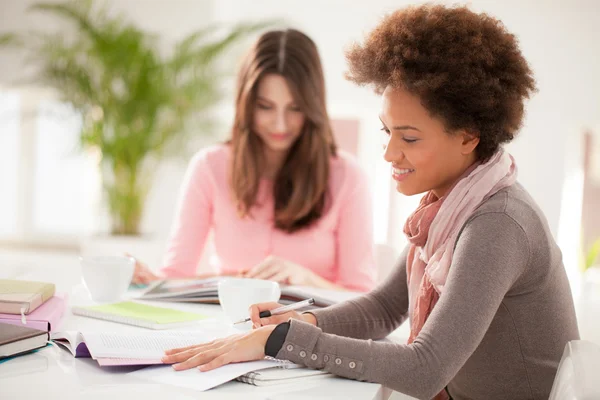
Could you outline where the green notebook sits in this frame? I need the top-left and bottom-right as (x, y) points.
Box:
(71, 301), (207, 330)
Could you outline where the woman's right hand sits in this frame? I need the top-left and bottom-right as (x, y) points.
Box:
(129, 255), (160, 284)
(249, 302), (317, 329)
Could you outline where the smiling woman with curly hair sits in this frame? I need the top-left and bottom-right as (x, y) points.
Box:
(160, 6), (579, 400)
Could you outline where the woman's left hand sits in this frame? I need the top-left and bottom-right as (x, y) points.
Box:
(161, 325), (276, 372)
(243, 255), (317, 285)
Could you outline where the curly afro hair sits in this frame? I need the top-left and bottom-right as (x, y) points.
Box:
(346, 4), (537, 161)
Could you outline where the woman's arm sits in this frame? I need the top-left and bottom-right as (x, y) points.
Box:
(159, 151), (215, 278)
(273, 212), (528, 399)
(307, 246), (410, 339)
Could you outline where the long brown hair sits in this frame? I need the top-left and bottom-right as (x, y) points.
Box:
(230, 29), (337, 233)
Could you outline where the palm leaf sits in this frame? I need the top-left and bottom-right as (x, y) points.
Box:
(0, 33), (22, 46)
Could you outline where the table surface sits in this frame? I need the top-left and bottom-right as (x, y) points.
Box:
(0, 249), (414, 400)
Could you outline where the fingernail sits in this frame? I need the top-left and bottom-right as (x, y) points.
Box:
(161, 356), (168, 362)
(172, 364), (180, 370)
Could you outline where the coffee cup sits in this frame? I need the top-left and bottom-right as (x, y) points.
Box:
(80, 255), (135, 302)
(218, 278), (281, 324)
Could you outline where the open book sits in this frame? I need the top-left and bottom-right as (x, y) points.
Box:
(49, 329), (316, 392)
(138, 278), (222, 303)
(138, 279), (363, 307)
(50, 330), (224, 366)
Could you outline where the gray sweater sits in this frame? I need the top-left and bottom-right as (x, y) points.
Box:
(273, 183), (579, 400)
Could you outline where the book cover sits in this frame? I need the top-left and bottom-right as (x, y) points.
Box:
(0, 322), (49, 359)
(0, 280), (56, 315)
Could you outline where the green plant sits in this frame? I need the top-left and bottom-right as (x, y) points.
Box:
(584, 237), (600, 271)
(0, 33), (20, 46)
(3, 0), (268, 235)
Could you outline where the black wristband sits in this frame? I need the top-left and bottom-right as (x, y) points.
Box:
(264, 321), (291, 357)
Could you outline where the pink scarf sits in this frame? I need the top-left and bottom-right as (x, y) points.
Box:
(403, 150), (517, 400)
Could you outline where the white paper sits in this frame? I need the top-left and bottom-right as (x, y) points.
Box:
(129, 360), (280, 391)
(80, 330), (220, 359)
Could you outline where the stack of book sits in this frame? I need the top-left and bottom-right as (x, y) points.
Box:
(0, 279), (63, 360)
(0, 279), (68, 332)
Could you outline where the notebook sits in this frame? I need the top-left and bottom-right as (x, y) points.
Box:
(0, 322), (49, 359)
(0, 279), (55, 315)
(0, 293), (68, 332)
(236, 365), (331, 386)
(129, 359), (298, 392)
(70, 301), (207, 329)
(139, 279), (363, 307)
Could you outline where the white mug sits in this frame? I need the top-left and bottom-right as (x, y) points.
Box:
(80, 256), (135, 303)
(218, 278), (281, 325)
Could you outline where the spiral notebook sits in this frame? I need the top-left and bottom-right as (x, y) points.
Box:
(129, 358), (307, 392)
(70, 301), (207, 329)
(236, 361), (331, 386)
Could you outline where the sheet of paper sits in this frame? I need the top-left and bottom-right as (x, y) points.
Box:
(128, 360), (280, 391)
(82, 330), (221, 359)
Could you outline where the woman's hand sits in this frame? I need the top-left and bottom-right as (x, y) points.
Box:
(161, 326), (276, 371)
(249, 301), (317, 329)
(128, 255), (160, 284)
(243, 255), (317, 286)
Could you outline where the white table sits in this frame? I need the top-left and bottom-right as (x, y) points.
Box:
(0, 249), (412, 400)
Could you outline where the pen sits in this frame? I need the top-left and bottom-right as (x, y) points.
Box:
(233, 298), (315, 324)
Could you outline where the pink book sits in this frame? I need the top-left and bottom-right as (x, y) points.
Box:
(0, 293), (68, 332)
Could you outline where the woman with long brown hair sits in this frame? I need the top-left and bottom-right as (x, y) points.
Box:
(131, 29), (376, 291)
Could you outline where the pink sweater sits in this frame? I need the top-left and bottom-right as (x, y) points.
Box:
(160, 144), (376, 292)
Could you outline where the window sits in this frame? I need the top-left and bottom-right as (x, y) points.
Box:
(33, 99), (88, 235)
(0, 91), (20, 238)
(0, 89), (95, 246)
